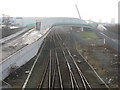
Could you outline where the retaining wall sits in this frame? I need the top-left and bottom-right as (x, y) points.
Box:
(0, 29), (50, 80)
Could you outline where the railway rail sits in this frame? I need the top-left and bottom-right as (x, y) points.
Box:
(22, 26), (110, 89)
(54, 31), (92, 89)
(55, 27), (110, 89)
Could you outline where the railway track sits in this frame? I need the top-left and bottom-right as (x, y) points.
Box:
(22, 26), (110, 89)
(55, 27), (110, 89)
(54, 31), (92, 89)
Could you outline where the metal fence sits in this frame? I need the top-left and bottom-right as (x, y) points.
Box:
(94, 30), (119, 52)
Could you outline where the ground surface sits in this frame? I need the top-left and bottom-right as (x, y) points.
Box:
(3, 25), (119, 89)
(72, 27), (119, 88)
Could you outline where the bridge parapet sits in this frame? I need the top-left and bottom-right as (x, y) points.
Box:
(38, 17), (91, 30)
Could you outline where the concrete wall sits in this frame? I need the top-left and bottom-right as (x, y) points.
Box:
(0, 29), (50, 80)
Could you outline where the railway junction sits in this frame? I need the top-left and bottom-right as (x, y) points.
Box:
(3, 25), (118, 89)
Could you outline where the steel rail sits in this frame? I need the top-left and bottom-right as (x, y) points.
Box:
(63, 50), (79, 89)
(60, 32), (92, 89)
(63, 50), (75, 89)
(75, 42), (110, 89)
(67, 49), (92, 90)
(56, 33), (79, 89)
(22, 39), (47, 90)
(55, 32), (84, 89)
(51, 59), (56, 89)
(54, 32), (74, 89)
(58, 30), (110, 89)
(38, 34), (51, 89)
(51, 32), (58, 89)
(68, 30), (110, 89)
(38, 60), (49, 89)
(56, 32), (92, 90)
(49, 49), (52, 89)
(72, 33), (110, 89)
(55, 50), (64, 90)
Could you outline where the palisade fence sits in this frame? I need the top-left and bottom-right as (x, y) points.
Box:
(94, 30), (119, 52)
(102, 30), (118, 40)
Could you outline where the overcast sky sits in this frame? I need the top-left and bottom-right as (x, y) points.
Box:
(0, 0), (119, 23)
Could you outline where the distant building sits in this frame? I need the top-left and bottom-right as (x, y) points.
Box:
(111, 18), (115, 24)
(99, 19), (102, 23)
